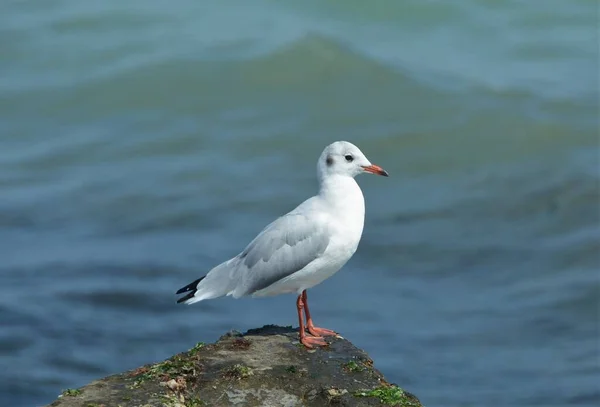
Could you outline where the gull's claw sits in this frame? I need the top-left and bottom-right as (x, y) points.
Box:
(307, 324), (337, 337)
(300, 334), (328, 348)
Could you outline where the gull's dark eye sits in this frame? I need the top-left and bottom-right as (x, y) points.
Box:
(344, 154), (353, 162)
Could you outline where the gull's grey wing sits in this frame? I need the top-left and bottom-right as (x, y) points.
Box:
(231, 213), (330, 297)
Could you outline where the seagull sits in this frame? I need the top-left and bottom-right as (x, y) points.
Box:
(176, 141), (388, 348)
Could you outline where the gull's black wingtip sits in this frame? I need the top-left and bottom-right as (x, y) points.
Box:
(175, 277), (205, 304)
(177, 291), (197, 304)
(176, 276), (204, 295)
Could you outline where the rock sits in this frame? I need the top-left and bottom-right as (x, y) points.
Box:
(47, 325), (423, 407)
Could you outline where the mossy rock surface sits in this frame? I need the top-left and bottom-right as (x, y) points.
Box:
(46, 325), (423, 407)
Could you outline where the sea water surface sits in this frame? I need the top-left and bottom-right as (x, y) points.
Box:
(0, 1), (598, 406)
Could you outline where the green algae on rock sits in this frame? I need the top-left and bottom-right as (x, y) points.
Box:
(46, 325), (423, 407)
(355, 384), (423, 406)
(59, 389), (82, 397)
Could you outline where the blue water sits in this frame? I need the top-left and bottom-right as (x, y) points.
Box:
(0, 1), (598, 406)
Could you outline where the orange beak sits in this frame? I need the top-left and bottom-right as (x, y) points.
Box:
(362, 164), (389, 177)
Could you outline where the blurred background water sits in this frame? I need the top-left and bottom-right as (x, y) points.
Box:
(1, 1), (598, 406)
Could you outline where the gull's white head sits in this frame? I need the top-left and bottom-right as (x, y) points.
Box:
(317, 141), (389, 181)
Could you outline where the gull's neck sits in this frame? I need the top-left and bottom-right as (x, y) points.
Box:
(318, 174), (365, 216)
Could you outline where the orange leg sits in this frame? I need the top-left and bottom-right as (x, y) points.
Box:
(302, 290), (337, 337)
(296, 293), (327, 348)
